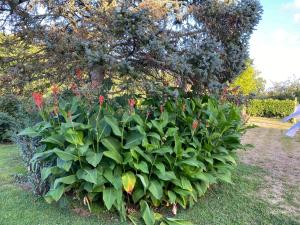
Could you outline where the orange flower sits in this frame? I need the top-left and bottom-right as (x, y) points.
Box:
(51, 85), (59, 95)
(32, 92), (43, 109)
(192, 120), (199, 130)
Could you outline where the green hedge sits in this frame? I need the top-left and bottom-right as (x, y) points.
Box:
(247, 99), (295, 118)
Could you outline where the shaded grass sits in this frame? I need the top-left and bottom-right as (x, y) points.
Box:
(0, 144), (299, 225)
(177, 164), (299, 225)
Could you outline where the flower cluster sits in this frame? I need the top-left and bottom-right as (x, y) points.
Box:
(32, 92), (43, 109)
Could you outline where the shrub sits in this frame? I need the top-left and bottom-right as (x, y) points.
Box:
(247, 99), (295, 118)
(20, 93), (246, 224)
(0, 94), (20, 118)
(0, 112), (17, 142)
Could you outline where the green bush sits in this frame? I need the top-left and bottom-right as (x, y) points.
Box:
(0, 94), (21, 118)
(20, 94), (246, 224)
(0, 112), (17, 142)
(247, 99), (295, 118)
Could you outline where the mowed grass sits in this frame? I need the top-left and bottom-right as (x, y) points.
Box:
(0, 144), (299, 225)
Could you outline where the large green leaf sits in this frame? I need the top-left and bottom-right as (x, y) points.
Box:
(132, 188), (145, 203)
(147, 132), (161, 141)
(41, 167), (54, 181)
(166, 127), (178, 137)
(167, 191), (177, 204)
(132, 114), (144, 126)
(101, 137), (121, 152)
(41, 134), (65, 147)
(216, 171), (233, 184)
(53, 148), (79, 161)
(140, 200), (155, 225)
(124, 131), (144, 149)
(152, 146), (173, 155)
(134, 161), (149, 174)
(102, 137), (123, 163)
(78, 143), (90, 156)
(149, 180), (163, 200)
(61, 122), (91, 130)
(103, 149), (123, 164)
(160, 111), (169, 129)
(65, 129), (84, 146)
(18, 127), (40, 137)
(177, 159), (206, 169)
(154, 162), (165, 173)
(77, 169), (98, 184)
(192, 172), (210, 183)
(157, 171), (177, 181)
(97, 118), (111, 140)
(137, 174), (149, 191)
(213, 154), (237, 165)
(133, 146), (153, 163)
(57, 158), (72, 172)
(104, 116), (122, 136)
(174, 134), (183, 157)
(180, 176), (193, 192)
(122, 171), (136, 194)
(103, 169), (122, 189)
(54, 175), (77, 188)
(44, 185), (65, 203)
(151, 120), (163, 135)
(86, 152), (103, 167)
(103, 187), (117, 210)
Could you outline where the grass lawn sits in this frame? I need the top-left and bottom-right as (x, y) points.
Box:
(0, 143), (299, 225)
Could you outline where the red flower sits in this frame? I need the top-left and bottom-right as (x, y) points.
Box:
(99, 95), (105, 106)
(75, 68), (82, 80)
(51, 85), (59, 95)
(32, 92), (43, 109)
(192, 120), (199, 130)
(128, 98), (136, 108)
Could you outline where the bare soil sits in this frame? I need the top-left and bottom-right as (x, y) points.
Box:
(240, 118), (300, 219)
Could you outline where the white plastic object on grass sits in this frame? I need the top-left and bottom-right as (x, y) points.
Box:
(283, 105), (300, 137)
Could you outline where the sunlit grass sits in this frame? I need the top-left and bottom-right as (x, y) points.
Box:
(0, 144), (299, 225)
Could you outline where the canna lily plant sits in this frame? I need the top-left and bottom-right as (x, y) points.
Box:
(19, 90), (247, 225)
(283, 105), (300, 137)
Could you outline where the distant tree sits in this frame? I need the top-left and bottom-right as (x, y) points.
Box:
(266, 76), (300, 100)
(230, 60), (266, 96)
(0, 0), (263, 96)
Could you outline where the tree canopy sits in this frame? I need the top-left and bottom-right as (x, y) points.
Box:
(0, 0), (263, 95)
(230, 60), (266, 96)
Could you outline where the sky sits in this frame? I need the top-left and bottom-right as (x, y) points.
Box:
(250, 0), (300, 87)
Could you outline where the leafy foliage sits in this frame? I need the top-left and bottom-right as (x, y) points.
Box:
(0, 94), (21, 117)
(247, 99), (296, 118)
(0, 112), (17, 142)
(265, 76), (300, 100)
(230, 60), (266, 96)
(20, 92), (246, 224)
(1, 0), (262, 95)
